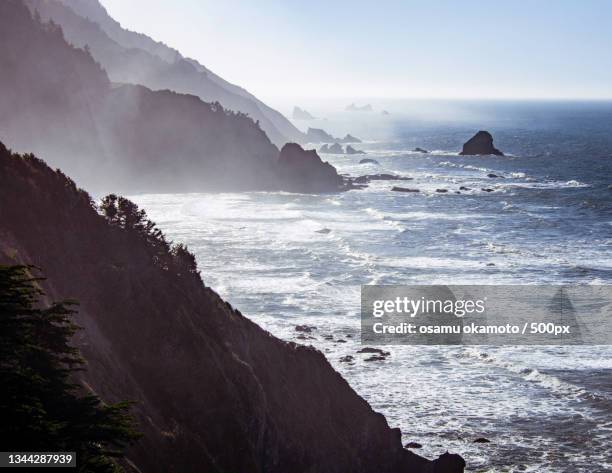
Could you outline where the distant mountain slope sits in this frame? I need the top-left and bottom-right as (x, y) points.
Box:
(0, 141), (464, 473)
(25, 0), (304, 146)
(2, 0), (345, 194)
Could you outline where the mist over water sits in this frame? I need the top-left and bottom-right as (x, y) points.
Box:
(133, 101), (612, 472)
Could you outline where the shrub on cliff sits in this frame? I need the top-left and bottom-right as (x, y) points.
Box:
(0, 265), (140, 472)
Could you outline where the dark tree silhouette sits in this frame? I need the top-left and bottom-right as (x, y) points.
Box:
(0, 265), (140, 473)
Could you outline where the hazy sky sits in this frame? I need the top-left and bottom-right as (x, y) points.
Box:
(101, 0), (612, 102)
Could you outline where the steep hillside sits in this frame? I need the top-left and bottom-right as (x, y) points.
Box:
(0, 142), (464, 472)
(2, 1), (344, 194)
(25, 0), (304, 146)
(1, 0), (284, 193)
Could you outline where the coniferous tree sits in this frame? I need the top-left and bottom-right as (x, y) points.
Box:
(0, 265), (139, 472)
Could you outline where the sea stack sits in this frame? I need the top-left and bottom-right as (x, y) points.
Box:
(459, 131), (504, 156)
(277, 143), (344, 192)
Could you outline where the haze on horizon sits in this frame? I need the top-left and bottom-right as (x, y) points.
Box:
(101, 0), (612, 103)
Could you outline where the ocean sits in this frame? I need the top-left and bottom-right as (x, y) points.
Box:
(132, 100), (612, 472)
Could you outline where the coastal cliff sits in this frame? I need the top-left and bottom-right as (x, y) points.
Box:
(0, 141), (464, 472)
(0, 0), (338, 194)
(24, 0), (304, 146)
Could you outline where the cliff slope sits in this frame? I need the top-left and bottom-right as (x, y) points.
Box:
(0, 142), (464, 472)
(25, 0), (304, 146)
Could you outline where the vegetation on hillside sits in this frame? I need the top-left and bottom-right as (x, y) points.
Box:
(0, 264), (140, 472)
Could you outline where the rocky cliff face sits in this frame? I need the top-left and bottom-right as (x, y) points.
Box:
(0, 141), (464, 473)
(459, 131), (504, 156)
(25, 0), (304, 146)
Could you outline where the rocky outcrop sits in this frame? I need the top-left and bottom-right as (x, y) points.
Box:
(319, 144), (365, 155)
(459, 131), (504, 156)
(306, 129), (362, 145)
(346, 145), (366, 155)
(338, 134), (362, 143)
(328, 143), (344, 154)
(305, 127), (337, 143)
(292, 106), (315, 120)
(0, 142), (465, 473)
(277, 143), (346, 193)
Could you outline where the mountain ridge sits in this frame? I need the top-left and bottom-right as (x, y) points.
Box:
(1, 0), (340, 194)
(26, 0), (304, 146)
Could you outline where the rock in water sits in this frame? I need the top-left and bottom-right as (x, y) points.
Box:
(392, 186), (420, 193)
(346, 145), (366, 155)
(328, 143), (344, 154)
(305, 127), (336, 143)
(413, 147), (428, 153)
(359, 158), (380, 165)
(459, 131), (504, 156)
(338, 134), (362, 143)
(405, 442), (423, 449)
(277, 143), (344, 193)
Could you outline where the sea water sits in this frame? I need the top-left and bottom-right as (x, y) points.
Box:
(132, 100), (612, 472)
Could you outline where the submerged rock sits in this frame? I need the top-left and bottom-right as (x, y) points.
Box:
(357, 347), (390, 356)
(392, 186), (420, 193)
(459, 131), (504, 156)
(365, 355), (387, 362)
(436, 189), (448, 193)
(473, 437), (491, 444)
(339, 355), (354, 363)
(459, 186), (471, 191)
(413, 147), (428, 153)
(295, 324), (317, 333)
(481, 188), (494, 192)
(355, 174), (413, 184)
(315, 228), (332, 234)
(405, 442), (423, 449)
(487, 173), (503, 178)
(359, 158), (380, 165)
